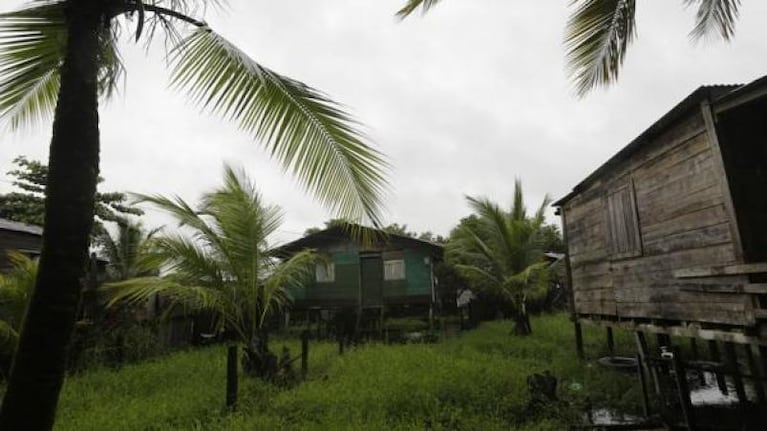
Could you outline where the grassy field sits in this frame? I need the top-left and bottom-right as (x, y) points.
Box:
(49, 313), (641, 430)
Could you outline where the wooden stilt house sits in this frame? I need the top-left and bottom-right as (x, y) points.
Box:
(554, 76), (767, 347)
(277, 225), (442, 312)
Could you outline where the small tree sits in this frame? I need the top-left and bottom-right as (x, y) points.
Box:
(95, 220), (160, 282)
(447, 181), (551, 335)
(105, 165), (316, 378)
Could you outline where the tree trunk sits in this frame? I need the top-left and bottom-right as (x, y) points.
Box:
(0, 2), (102, 429)
(512, 297), (532, 336)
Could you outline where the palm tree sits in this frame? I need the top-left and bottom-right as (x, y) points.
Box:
(0, 1), (386, 427)
(447, 180), (551, 335)
(104, 165), (316, 377)
(397, 0), (742, 95)
(95, 220), (160, 281)
(0, 252), (37, 377)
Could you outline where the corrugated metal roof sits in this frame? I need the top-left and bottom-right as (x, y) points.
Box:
(0, 218), (43, 236)
(276, 224), (443, 255)
(553, 81), (745, 207)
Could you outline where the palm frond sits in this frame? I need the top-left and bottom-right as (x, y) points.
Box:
(0, 319), (19, 356)
(168, 27), (388, 225)
(0, 1), (124, 130)
(0, 251), (36, 328)
(684, 0), (740, 41)
(396, 0), (444, 19)
(564, 0), (636, 97)
(0, 1), (65, 130)
(98, 21), (125, 98)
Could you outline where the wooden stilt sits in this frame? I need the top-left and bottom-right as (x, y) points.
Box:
(690, 337), (699, 359)
(671, 348), (695, 430)
(634, 331), (649, 356)
(760, 346), (767, 375)
(656, 333), (671, 349)
(574, 322), (584, 359)
(744, 344), (766, 406)
(708, 340), (728, 395)
(636, 353), (651, 417)
(635, 331), (661, 395)
(724, 342), (748, 410)
(606, 327), (615, 357)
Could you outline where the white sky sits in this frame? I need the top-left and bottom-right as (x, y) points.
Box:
(2, 1), (767, 244)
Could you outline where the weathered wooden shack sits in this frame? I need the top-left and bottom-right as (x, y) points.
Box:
(277, 226), (442, 311)
(554, 77), (767, 347)
(0, 218), (42, 270)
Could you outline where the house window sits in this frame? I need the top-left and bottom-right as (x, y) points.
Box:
(384, 259), (405, 280)
(315, 262), (335, 283)
(605, 181), (642, 259)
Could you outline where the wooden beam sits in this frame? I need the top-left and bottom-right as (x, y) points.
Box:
(578, 317), (766, 346)
(678, 283), (767, 294)
(714, 84), (767, 115)
(674, 262), (767, 279)
(701, 100), (745, 263)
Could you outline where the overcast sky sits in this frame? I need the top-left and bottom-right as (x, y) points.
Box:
(2, 1), (767, 244)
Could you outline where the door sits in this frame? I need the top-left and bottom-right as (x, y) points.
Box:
(360, 255), (383, 307)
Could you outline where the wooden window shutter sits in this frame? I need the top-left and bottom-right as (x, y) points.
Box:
(606, 181), (642, 259)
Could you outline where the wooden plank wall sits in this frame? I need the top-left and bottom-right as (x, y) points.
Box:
(0, 230), (42, 270)
(564, 107), (753, 326)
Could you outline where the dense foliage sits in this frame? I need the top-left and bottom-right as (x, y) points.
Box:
(0, 156), (141, 229)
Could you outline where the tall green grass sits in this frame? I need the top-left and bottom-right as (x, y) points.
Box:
(50, 313), (640, 430)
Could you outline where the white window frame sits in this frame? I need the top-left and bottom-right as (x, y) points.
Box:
(383, 259), (406, 281)
(315, 262), (335, 283)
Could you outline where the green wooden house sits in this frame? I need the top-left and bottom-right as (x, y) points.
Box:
(278, 226), (443, 310)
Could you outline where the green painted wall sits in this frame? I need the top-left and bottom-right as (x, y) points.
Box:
(288, 246), (434, 307)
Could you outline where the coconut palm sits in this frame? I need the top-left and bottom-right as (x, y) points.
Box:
(0, 1), (386, 426)
(95, 220), (160, 281)
(397, 0), (742, 95)
(104, 165), (316, 377)
(447, 180), (551, 335)
(0, 252), (37, 377)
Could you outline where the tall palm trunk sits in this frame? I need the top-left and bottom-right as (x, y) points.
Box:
(0, 1), (102, 429)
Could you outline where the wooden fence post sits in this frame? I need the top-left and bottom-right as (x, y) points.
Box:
(574, 322), (584, 360)
(606, 327), (615, 357)
(226, 344), (238, 410)
(301, 330), (309, 381)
